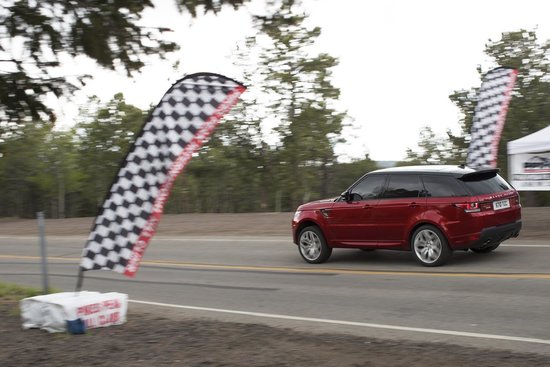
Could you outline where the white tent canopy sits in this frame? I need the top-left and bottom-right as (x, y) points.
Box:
(507, 125), (550, 191)
(508, 125), (550, 154)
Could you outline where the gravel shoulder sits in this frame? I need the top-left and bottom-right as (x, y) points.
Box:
(0, 212), (293, 237)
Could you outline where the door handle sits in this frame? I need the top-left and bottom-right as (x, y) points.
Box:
(363, 204), (372, 209)
(409, 202), (419, 208)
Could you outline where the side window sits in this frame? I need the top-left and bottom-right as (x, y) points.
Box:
(382, 175), (422, 199)
(350, 175), (386, 201)
(422, 175), (468, 197)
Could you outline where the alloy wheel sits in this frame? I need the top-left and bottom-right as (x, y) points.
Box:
(413, 229), (442, 264)
(299, 230), (322, 261)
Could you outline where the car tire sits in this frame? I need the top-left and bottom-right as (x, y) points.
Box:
(298, 226), (332, 264)
(411, 225), (451, 267)
(470, 243), (500, 253)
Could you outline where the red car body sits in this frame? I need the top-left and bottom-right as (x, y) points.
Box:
(292, 165), (522, 266)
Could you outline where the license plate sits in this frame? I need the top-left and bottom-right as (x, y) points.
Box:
(493, 199), (510, 211)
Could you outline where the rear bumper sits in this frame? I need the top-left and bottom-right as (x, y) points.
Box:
(458, 220), (522, 250)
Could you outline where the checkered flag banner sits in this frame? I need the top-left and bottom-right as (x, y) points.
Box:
(466, 67), (517, 169)
(80, 73), (246, 277)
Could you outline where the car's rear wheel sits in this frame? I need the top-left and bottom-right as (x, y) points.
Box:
(470, 243), (500, 253)
(298, 226), (332, 264)
(411, 225), (451, 267)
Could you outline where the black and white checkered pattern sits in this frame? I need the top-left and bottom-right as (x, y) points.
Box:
(466, 67), (517, 169)
(80, 73), (245, 276)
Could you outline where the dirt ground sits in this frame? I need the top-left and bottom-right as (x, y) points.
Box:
(1, 209), (549, 366)
(0, 212), (293, 237)
(1, 300), (550, 367)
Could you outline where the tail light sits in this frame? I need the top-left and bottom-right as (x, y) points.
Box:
(454, 202), (480, 213)
(456, 195), (519, 213)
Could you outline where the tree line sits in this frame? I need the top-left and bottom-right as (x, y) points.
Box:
(0, 91), (378, 218)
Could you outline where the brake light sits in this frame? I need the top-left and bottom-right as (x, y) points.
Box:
(454, 202), (480, 213)
(511, 195), (520, 206)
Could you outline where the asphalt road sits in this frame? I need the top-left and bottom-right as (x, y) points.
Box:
(1, 235), (550, 356)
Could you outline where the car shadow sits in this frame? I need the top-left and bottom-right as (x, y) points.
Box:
(325, 248), (513, 268)
(446, 248), (513, 266)
(328, 249), (415, 267)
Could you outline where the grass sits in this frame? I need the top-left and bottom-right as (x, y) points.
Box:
(0, 282), (60, 316)
(0, 282), (57, 301)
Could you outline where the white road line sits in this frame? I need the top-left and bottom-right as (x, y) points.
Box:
(501, 244), (550, 248)
(154, 237), (288, 242)
(130, 299), (550, 345)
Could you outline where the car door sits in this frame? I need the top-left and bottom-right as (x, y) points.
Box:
(371, 174), (426, 247)
(325, 174), (387, 245)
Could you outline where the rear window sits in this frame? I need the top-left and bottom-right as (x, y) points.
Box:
(461, 174), (511, 195)
(422, 175), (468, 197)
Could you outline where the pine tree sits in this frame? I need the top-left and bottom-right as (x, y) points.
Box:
(0, 0), (248, 131)
(253, 0), (346, 209)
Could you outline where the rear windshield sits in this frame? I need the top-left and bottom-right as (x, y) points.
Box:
(461, 174), (512, 195)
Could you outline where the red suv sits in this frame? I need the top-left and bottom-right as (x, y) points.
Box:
(292, 165), (522, 266)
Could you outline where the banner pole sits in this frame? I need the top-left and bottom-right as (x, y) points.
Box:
(75, 267), (84, 293)
(37, 212), (49, 294)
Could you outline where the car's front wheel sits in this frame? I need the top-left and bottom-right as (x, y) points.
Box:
(411, 225), (451, 267)
(298, 226), (332, 264)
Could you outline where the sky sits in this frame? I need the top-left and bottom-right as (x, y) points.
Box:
(52, 0), (550, 162)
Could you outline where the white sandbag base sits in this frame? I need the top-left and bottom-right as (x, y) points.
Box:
(20, 291), (128, 333)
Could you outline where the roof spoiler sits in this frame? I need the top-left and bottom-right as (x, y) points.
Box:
(459, 168), (500, 181)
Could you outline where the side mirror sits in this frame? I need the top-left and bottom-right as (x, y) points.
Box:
(341, 191), (351, 202)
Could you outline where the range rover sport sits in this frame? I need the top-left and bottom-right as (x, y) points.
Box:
(291, 165), (522, 266)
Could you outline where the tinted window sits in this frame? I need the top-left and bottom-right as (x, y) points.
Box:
(462, 174), (511, 195)
(422, 175), (468, 197)
(350, 175), (386, 201)
(382, 175), (422, 199)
